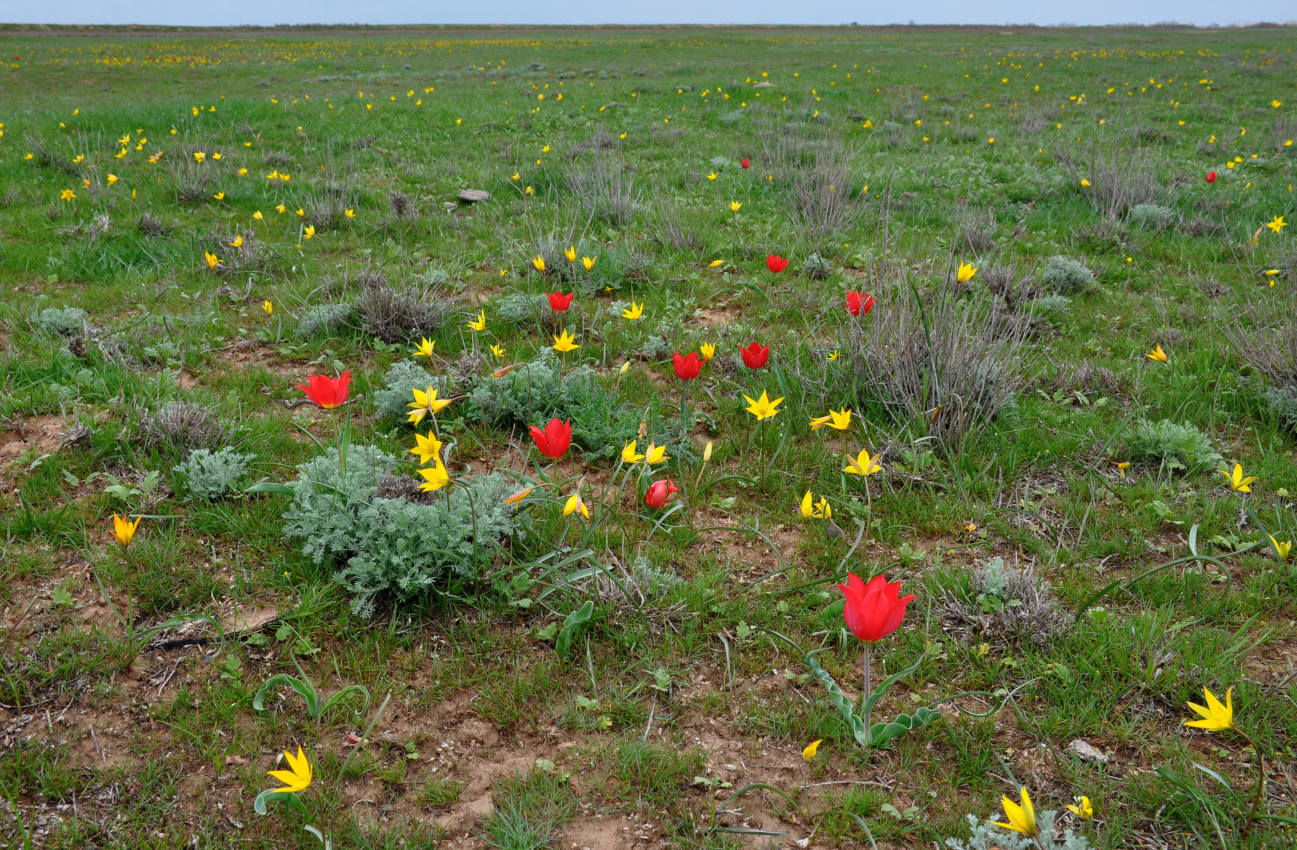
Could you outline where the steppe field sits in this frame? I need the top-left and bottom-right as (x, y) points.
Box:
(1, 22), (1295, 849)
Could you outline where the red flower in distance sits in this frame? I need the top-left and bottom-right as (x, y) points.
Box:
(297, 371), (352, 409)
(739, 342), (770, 369)
(546, 291), (574, 312)
(528, 417), (572, 460)
(740, 157), (750, 169)
(1205, 170), (1217, 184)
(644, 479), (679, 509)
(672, 352), (702, 381)
(845, 291), (875, 316)
(766, 254), (789, 273)
(836, 573), (916, 643)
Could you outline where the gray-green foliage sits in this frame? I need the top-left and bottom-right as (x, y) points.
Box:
(282, 445), (524, 616)
(1261, 385), (1297, 432)
(33, 306), (87, 337)
(173, 447), (255, 500)
(494, 292), (543, 323)
(337, 474), (521, 616)
(373, 359), (442, 419)
(1127, 202), (1176, 230)
(1040, 256), (1095, 295)
(945, 812), (1091, 850)
(296, 303), (354, 338)
(802, 252), (831, 279)
(1127, 418), (1222, 472)
(1029, 294), (1072, 321)
(467, 351), (636, 458)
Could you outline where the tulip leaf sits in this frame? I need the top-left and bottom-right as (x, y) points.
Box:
(803, 652), (869, 745)
(245, 481), (295, 496)
(555, 600), (595, 659)
(253, 673), (323, 721)
(867, 707), (942, 748)
(321, 684), (372, 719)
(254, 788), (306, 816)
(861, 654), (926, 717)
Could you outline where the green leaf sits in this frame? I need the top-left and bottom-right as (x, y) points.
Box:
(861, 654), (926, 717)
(254, 788), (306, 816)
(865, 707), (941, 748)
(804, 652), (868, 745)
(253, 673), (323, 721)
(321, 684), (371, 719)
(245, 481), (295, 495)
(555, 600), (595, 659)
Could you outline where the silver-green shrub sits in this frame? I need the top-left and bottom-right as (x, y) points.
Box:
(33, 306), (87, 337)
(296, 303), (354, 339)
(281, 445), (524, 616)
(373, 359), (442, 419)
(1127, 203), (1176, 231)
(1127, 418), (1222, 472)
(1040, 256), (1095, 295)
(174, 447), (255, 500)
(945, 812), (1091, 850)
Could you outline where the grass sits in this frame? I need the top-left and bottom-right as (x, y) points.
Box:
(0, 20), (1294, 850)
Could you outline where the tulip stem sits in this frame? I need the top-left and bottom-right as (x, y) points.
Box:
(1239, 730), (1267, 838)
(861, 643), (872, 747)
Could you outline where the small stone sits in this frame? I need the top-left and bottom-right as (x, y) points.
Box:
(457, 188), (492, 203)
(1068, 738), (1109, 764)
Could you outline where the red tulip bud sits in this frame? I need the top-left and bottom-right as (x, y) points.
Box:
(644, 479), (679, 509)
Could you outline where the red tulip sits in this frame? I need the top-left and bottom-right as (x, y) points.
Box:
(672, 352), (702, 381)
(528, 417), (572, 460)
(766, 254), (788, 273)
(836, 573), (916, 643)
(740, 157), (750, 169)
(739, 342), (769, 369)
(296, 371), (352, 409)
(644, 479), (679, 509)
(1205, 170), (1217, 184)
(546, 291), (574, 312)
(845, 291), (875, 316)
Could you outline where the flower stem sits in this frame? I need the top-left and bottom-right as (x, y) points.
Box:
(1239, 730), (1268, 838)
(861, 642), (872, 746)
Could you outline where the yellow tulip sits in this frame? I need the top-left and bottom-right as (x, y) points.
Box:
(990, 788), (1038, 836)
(1218, 462), (1257, 493)
(408, 430), (443, 465)
(743, 390), (783, 421)
(267, 747), (312, 795)
(844, 448), (882, 477)
(417, 461), (450, 492)
(563, 493), (590, 519)
(809, 408), (852, 431)
(1184, 686), (1233, 731)
(112, 513), (141, 546)
(552, 329), (580, 353)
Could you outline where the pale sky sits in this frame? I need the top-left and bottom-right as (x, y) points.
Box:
(3, 0), (1295, 27)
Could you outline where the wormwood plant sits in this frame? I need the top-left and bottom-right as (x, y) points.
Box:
(372, 359), (441, 420)
(945, 812), (1092, 850)
(281, 445), (526, 615)
(467, 351), (637, 458)
(844, 279), (1026, 451)
(1127, 418), (1222, 472)
(32, 306), (86, 337)
(173, 447), (255, 500)
(1039, 256), (1096, 295)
